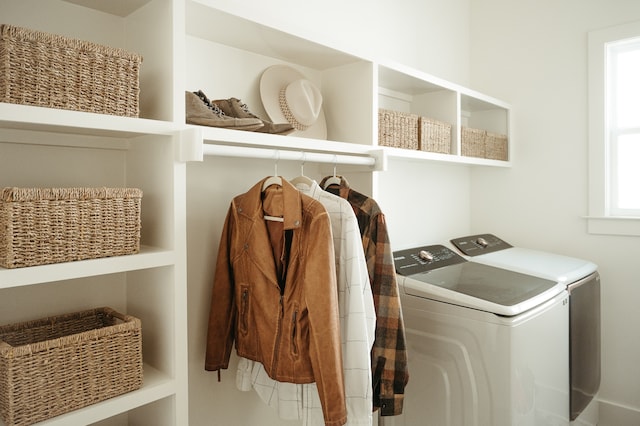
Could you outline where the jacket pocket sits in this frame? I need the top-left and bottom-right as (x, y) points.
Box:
(239, 285), (249, 335)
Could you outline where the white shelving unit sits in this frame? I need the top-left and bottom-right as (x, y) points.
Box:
(0, 105), (188, 426)
(0, 0), (510, 425)
(0, 1), (187, 424)
(184, 0), (510, 168)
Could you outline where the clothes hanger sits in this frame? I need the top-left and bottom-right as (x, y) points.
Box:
(262, 150), (284, 222)
(290, 152), (314, 187)
(321, 154), (342, 189)
(262, 150), (283, 191)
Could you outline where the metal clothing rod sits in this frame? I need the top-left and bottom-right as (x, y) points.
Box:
(201, 144), (376, 168)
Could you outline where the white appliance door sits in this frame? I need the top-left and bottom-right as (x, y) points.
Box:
(391, 290), (569, 426)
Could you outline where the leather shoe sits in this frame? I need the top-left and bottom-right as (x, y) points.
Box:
(212, 97), (295, 135)
(186, 91), (264, 131)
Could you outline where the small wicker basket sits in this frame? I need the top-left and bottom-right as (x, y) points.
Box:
(461, 127), (487, 158)
(378, 109), (419, 150)
(0, 307), (143, 426)
(0, 187), (142, 269)
(0, 24), (142, 117)
(485, 131), (508, 161)
(461, 127), (508, 161)
(420, 117), (452, 154)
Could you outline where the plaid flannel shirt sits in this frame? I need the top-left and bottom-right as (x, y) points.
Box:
(320, 176), (409, 416)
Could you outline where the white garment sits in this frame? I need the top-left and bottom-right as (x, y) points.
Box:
(236, 179), (376, 426)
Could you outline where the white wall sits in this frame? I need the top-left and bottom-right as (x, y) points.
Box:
(196, 0), (471, 87)
(186, 1), (472, 425)
(377, 159), (471, 250)
(468, 1), (640, 424)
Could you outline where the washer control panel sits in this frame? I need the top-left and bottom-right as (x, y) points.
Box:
(394, 244), (466, 275)
(450, 233), (512, 256)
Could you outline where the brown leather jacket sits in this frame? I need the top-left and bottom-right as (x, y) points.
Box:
(205, 178), (346, 426)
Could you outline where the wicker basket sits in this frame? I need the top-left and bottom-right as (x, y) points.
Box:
(0, 24), (142, 117)
(0, 187), (142, 269)
(461, 127), (486, 158)
(461, 127), (508, 160)
(0, 307), (143, 426)
(378, 109), (419, 150)
(485, 131), (508, 161)
(420, 117), (452, 154)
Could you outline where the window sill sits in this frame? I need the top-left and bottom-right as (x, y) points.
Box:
(586, 216), (640, 236)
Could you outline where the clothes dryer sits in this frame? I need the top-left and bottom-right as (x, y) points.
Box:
(393, 244), (570, 426)
(450, 234), (600, 425)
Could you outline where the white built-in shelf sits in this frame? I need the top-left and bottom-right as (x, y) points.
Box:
(381, 145), (512, 167)
(186, 0), (363, 70)
(0, 104), (179, 140)
(195, 125), (510, 168)
(0, 246), (175, 289)
(0, 364), (174, 426)
(198, 126), (376, 156)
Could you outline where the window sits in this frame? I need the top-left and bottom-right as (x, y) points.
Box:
(588, 21), (640, 236)
(607, 38), (640, 216)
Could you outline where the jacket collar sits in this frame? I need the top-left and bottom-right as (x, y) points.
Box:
(236, 177), (303, 230)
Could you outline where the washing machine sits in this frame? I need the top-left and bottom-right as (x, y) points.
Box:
(393, 244), (570, 426)
(450, 234), (600, 425)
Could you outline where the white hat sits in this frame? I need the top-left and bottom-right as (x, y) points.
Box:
(260, 65), (327, 139)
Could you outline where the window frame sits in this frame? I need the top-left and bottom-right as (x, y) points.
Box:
(588, 20), (640, 236)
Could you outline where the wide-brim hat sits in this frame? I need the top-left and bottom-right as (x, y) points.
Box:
(260, 65), (327, 139)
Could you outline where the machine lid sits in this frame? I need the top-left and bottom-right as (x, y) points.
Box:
(395, 244), (565, 316)
(450, 234), (598, 284)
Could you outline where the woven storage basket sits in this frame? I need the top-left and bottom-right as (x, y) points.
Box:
(485, 131), (508, 160)
(461, 127), (487, 158)
(0, 187), (142, 269)
(419, 117), (452, 154)
(378, 109), (419, 150)
(0, 24), (142, 117)
(0, 307), (143, 426)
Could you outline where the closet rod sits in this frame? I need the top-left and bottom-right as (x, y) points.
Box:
(202, 144), (377, 167)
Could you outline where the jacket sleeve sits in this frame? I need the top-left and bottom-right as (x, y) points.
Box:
(205, 204), (237, 371)
(305, 210), (347, 426)
(369, 212), (409, 416)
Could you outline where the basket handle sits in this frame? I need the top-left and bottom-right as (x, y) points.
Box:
(101, 307), (136, 324)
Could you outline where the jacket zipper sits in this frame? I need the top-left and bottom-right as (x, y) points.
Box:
(291, 309), (298, 355)
(271, 293), (284, 374)
(240, 288), (249, 333)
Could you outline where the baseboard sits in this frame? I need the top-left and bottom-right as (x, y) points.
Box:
(598, 399), (640, 426)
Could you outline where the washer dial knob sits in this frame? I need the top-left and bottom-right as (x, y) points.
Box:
(418, 250), (434, 262)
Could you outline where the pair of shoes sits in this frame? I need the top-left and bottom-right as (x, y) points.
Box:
(185, 91), (264, 131)
(212, 97), (295, 135)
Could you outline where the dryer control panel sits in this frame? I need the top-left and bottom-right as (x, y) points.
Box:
(451, 233), (512, 256)
(394, 244), (466, 275)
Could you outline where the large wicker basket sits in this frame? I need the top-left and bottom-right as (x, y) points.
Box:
(0, 307), (143, 426)
(378, 109), (419, 150)
(0, 24), (142, 117)
(0, 187), (142, 269)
